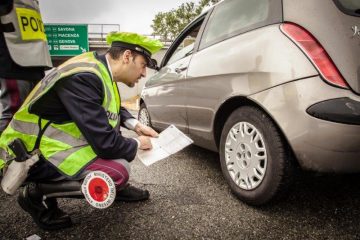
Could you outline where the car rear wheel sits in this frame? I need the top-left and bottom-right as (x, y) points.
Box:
(219, 106), (294, 205)
(138, 103), (152, 127)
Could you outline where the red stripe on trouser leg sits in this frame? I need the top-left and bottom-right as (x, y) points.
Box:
(5, 79), (21, 115)
(85, 158), (130, 189)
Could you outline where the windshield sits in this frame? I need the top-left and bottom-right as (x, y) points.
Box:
(333, 0), (360, 16)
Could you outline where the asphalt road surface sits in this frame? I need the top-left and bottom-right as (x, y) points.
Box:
(1, 127), (360, 239)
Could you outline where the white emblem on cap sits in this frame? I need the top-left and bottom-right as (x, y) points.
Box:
(135, 47), (143, 52)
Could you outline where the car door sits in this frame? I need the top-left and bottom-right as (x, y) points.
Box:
(186, 0), (283, 149)
(142, 14), (208, 133)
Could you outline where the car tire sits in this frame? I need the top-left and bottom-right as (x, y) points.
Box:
(219, 106), (294, 205)
(138, 102), (152, 127)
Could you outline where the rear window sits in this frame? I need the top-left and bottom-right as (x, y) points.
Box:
(333, 0), (360, 17)
(199, 0), (282, 50)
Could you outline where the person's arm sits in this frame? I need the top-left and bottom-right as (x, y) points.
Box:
(120, 103), (158, 138)
(120, 106), (139, 130)
(0, 0), (13, 16)
(120, 107), (135, 124)
(54, 73), (138, 161)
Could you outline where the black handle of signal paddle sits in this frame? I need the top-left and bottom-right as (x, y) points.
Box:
(8, 139), (32, 162)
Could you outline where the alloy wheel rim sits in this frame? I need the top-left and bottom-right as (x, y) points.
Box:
(224, 122), (267, 190)
(139, 108), (150, 126)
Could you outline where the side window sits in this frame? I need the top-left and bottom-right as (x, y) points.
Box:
(167, 41), (195, 65)
(165, 24), (202, 66)
(200, 0), (280, 50)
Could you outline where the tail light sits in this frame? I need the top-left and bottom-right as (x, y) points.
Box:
(280, 23), (349, 89)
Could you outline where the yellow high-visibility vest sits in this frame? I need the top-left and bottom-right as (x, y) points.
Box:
(0, 52), (121, 177)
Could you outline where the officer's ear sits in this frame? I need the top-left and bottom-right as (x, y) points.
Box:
(122, 50), (132, 64)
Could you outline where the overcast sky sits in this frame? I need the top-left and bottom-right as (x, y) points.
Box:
(39, 0), (195, 35)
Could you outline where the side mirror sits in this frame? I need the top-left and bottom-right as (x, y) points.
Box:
(149, 59), (160, 71)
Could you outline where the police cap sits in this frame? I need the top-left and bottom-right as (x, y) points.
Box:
(106, 32), (163, 69)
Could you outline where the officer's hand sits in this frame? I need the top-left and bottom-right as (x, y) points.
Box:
(137, 136), (152, 150)
(135, 123), (159, 138)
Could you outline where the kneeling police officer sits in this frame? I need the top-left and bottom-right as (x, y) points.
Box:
(0, 32), (163, 230)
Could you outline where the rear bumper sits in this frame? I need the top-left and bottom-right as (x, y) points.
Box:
(250, 76), (360, 172)
(289, 118), (360, 172)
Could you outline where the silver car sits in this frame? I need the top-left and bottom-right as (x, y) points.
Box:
(139, 0), (360, 205)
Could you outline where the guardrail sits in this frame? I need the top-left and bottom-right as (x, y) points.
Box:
(88, 23), (172, 48)
(88, 24), (120, 41)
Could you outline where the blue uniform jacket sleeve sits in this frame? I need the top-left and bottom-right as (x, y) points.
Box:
(54, 72), (137, 161)
(120, 106), (136, 127)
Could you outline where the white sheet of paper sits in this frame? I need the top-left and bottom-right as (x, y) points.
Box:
(137, 125), (193, 166)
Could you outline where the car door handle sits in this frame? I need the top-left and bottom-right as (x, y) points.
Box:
(175, 67), (188, 74)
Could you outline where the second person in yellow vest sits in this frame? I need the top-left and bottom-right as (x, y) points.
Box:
(0, 0), (52, 135)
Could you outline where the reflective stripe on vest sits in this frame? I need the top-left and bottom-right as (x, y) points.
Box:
(0, 0), (52, 67)
(0, 147), (7, 159)
(29, 62), (112, 111)
(0, 147), (7, 160)
(0, 160), (4, 170)
(10, 119), (88, 147)
(0, 52), (120, 176)
(0, 147), (9, 170)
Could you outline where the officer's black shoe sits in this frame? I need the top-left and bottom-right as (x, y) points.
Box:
(116, 185), (150, 202)
(43, 198), (72, 227)
(17, 184), (73, 230)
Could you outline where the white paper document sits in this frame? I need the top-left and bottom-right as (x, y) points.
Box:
(137, 125), (193, 166)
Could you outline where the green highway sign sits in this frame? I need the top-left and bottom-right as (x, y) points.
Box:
(45, 24), (89, 56)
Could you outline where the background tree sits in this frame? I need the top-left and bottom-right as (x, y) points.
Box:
(151, 0), (220, 41)
(195, 0), (220, 14)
